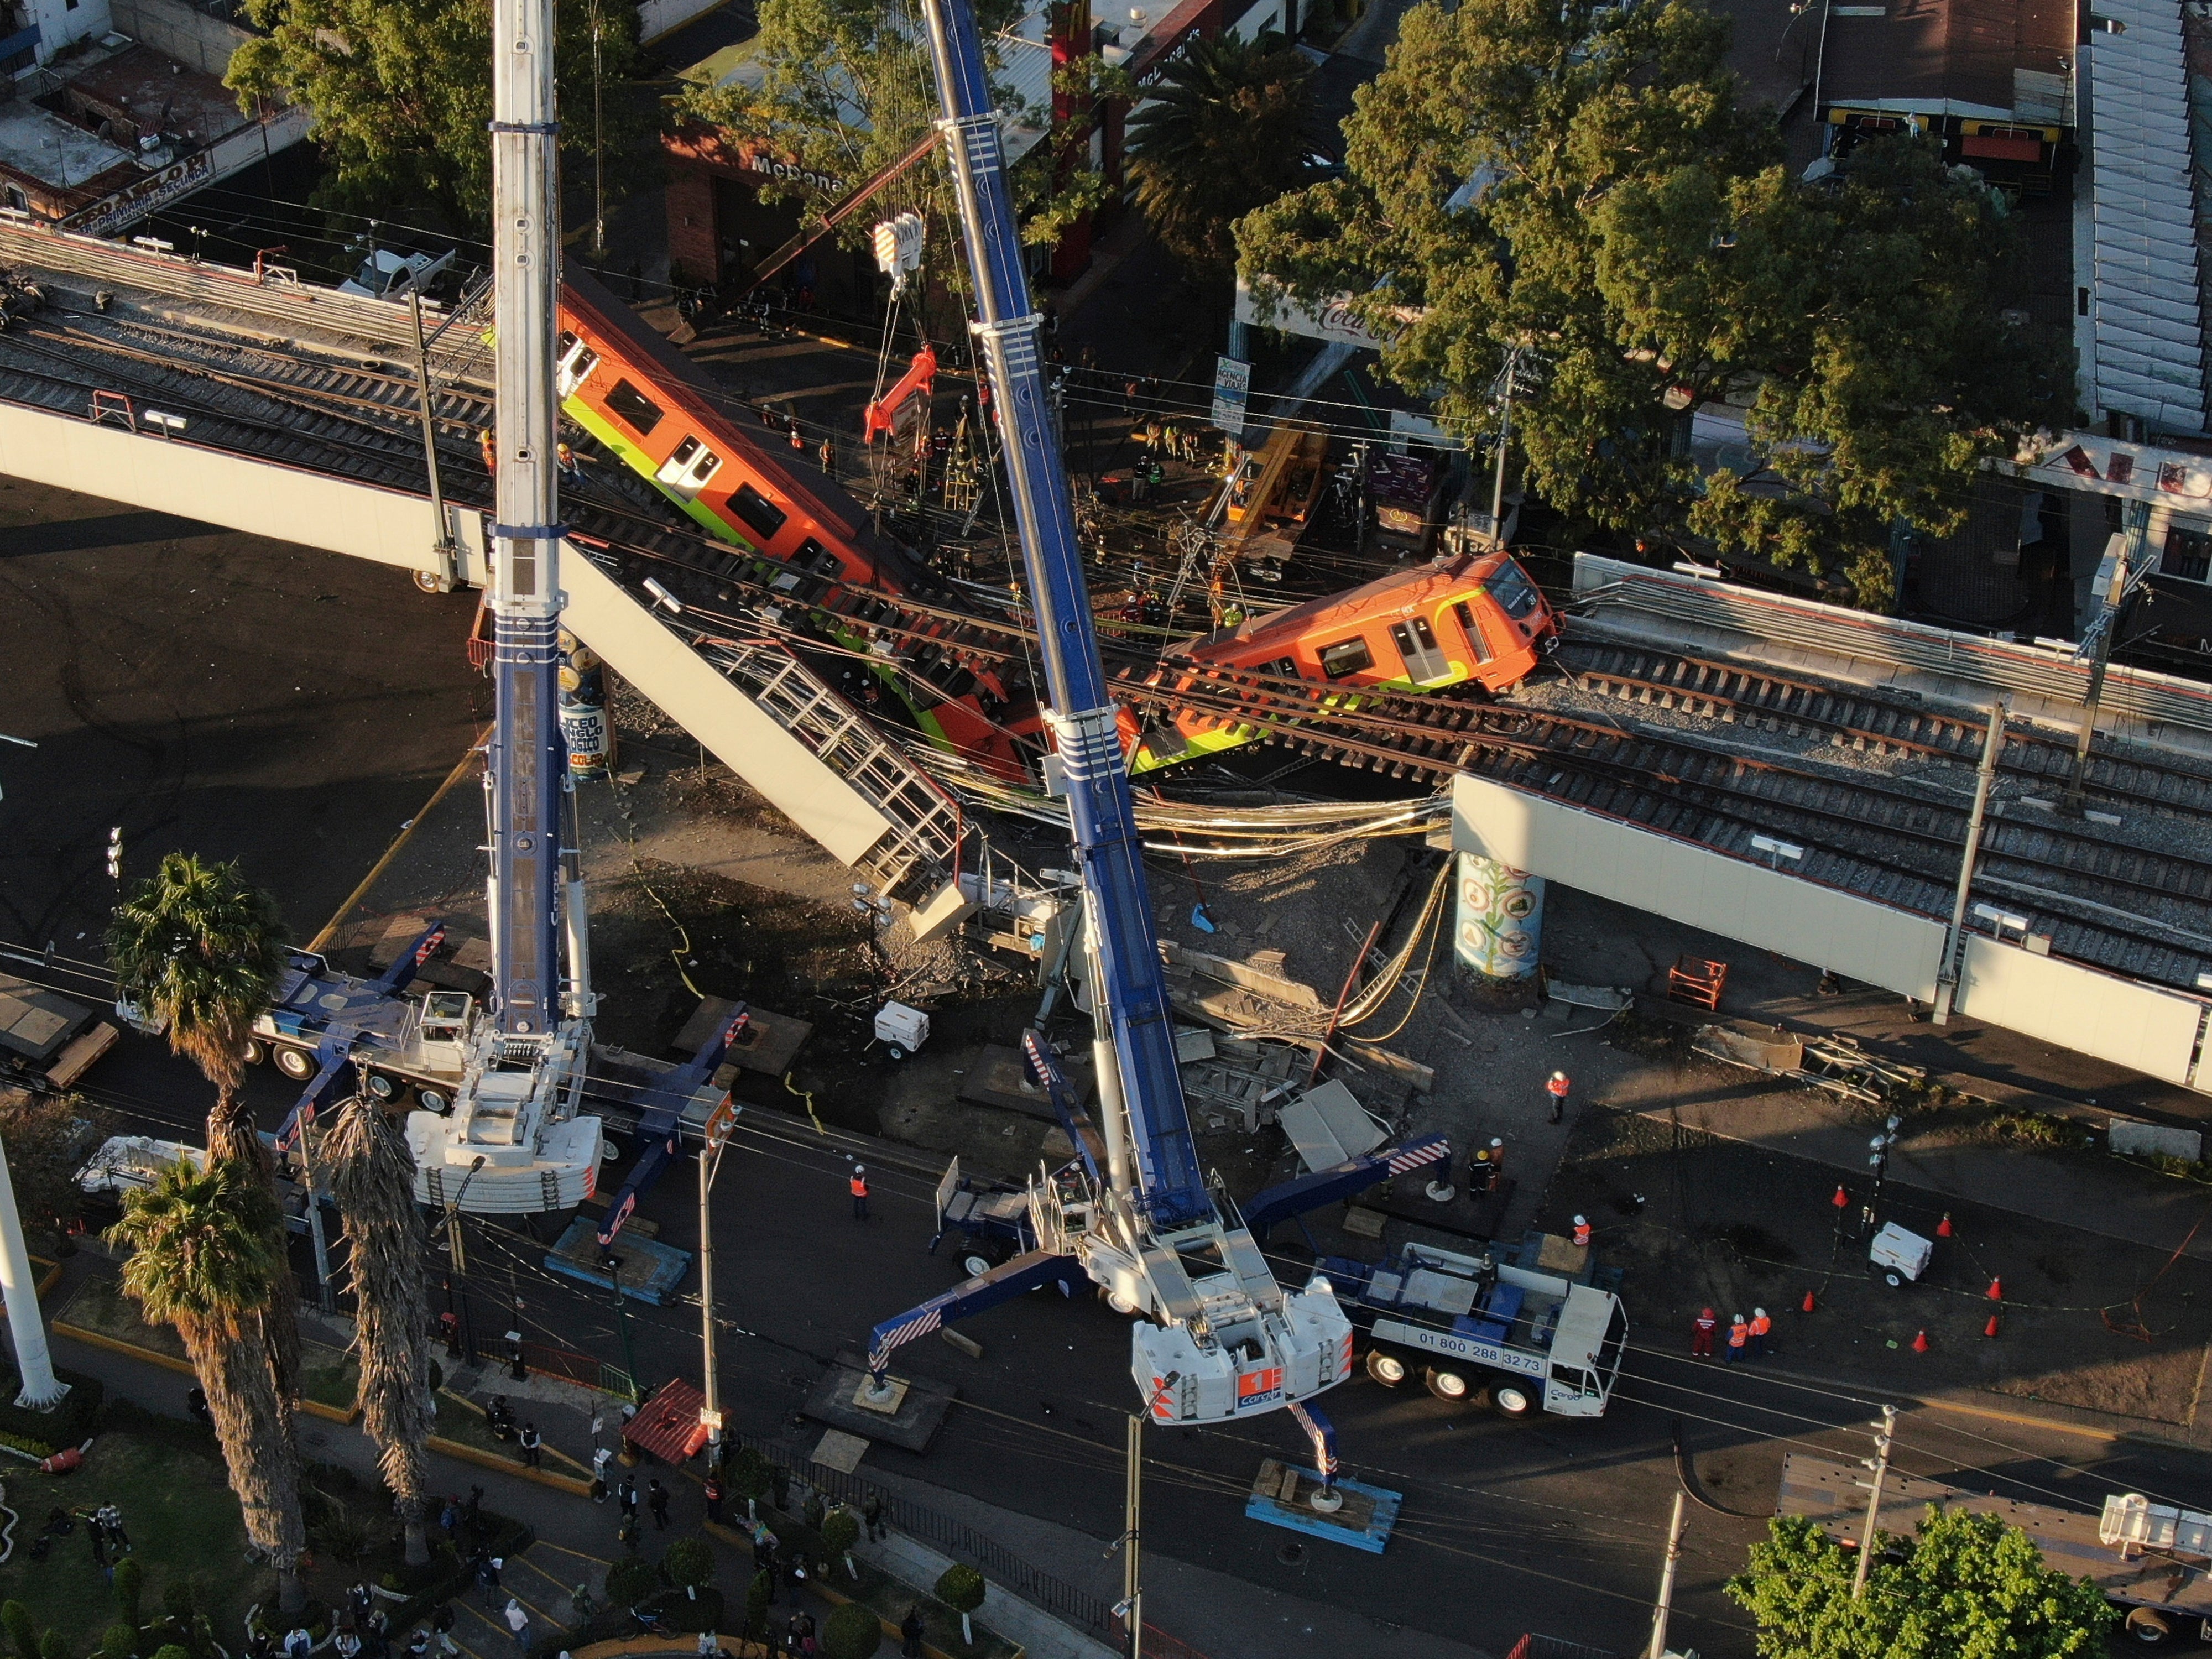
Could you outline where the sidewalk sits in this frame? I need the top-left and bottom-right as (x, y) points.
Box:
(44, 1308), (1498, 1659)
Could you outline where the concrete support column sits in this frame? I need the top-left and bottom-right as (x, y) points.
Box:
(1454, 851), (1544, 982)
(0, 1136), (65, 1408)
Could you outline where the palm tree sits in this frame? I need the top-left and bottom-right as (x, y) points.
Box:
(1126, 31), (1316, 278)
(108, 852), (290, 1167)
(107, 1160), (309, 1614)
(324, 1092), (435, 1565)
(108, 852), (303, 1402)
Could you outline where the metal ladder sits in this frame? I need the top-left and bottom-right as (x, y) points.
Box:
(692, 634), (968, 906)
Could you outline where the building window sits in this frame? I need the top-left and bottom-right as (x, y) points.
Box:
(2162, 526), (2211, 583)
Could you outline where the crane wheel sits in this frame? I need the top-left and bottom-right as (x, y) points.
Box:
(2124, 1608), (2175, 1645)
(242, 1038), (267, 1066)
(1423, 1365), (1472, 1401)
(274, 1046), (317, 1081)
(1365, 1350), (1408, 1387)
(962, 1251), (994, 1279)
(1491, 1382), (1535, 1420)
(417, 1087), (451, 1114)
(364, 1072), (400, 1102)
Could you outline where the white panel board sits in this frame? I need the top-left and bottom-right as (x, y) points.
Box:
(560, 555), (895, 867)
(1955, 936), (2206, 1087)
(1449, 775), (1948, 1001)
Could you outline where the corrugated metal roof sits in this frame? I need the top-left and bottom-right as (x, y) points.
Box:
(2088, 0), (2209, 432)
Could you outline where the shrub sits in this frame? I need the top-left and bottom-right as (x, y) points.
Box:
(727, 1446), (772, 1509)
(604, 1556), (656, 1610)
(96, 1626), (131, 1659)
(3, 1601), (37, 1659)
(39, 1632), (68, 1659)
(113, 1561), (144, 1632)
(743, 1571), (772, 1643)
(821, 1602), (880, 1659)
(820, 1509), (860, 1578)
(935, 1563), (985, 1646)
(661, 1536), (713, 1595)
(158, 1588), (191, 1627)
(150, 1650), (190, 1659)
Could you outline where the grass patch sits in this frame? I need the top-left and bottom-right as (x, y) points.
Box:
(0, 1430), (255, 1648)
(55, 1274), (189, 1365)
(300, 1352), (361, 1413)
(1961, 1108), (2085, 1150)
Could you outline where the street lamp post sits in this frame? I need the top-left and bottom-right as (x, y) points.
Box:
(1861, 1115), (1901, 1238)
(1109, 1372), (1181, 1659)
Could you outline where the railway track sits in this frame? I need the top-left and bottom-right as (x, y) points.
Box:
(15, 288), (2212, 992)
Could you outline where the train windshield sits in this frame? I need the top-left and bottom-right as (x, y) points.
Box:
(1486, 561), (1542, 620)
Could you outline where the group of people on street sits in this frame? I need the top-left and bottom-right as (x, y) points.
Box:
(1691, 1306), (1775, 1361)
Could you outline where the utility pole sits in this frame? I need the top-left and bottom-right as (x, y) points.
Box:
(409, 284), (458, 592)
(1647, 1490), (1687, 1659)
(1121, 1412), (1143, 1659)
(2063, 498), (2150, 815)
(1931, 696), (2007, 1024)
(590, 0), (607, 259)
(1489, 348), (1516, 541)
(1851, 1405), (1898, 1598)
(697, 1096), (735, 1454)
(0, 1134), (65, 1408)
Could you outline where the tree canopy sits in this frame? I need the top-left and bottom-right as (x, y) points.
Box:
(228, 0), (642, 234)
(1235, 0), (2074, 606)
(674, 0), (1119, 274)
(1728, 1509), (2115, 1659)
(1126, 31), (1315, 278)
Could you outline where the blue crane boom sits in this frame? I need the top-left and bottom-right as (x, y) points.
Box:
(916, 0), (1205, 1228)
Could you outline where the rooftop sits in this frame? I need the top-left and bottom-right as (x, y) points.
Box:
(61, 43), (254, 148)
(1819, 0), (2074, 121)
(0, 101), (135, 194)
(2081, 0), (2209, 435)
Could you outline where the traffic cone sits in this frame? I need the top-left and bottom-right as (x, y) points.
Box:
(1832, 1185), (1849, 1209)
(1911, 1329), (1930, 1354)
(1986, 1277), (2003, 1301)
(1802, 1289), (1817, 1313)
(1985, 1312), (2001, 1338)
(1937, 1213), (1953, 1238)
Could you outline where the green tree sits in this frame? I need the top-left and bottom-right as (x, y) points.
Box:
(1728, 1509), (2115, 1658)
(323, 1094), (435, 1565)
(1597, 138), (2073, 605)
(661, 1536), (714, 1599)
(38, 1632), (66, 1659)
(107, 852), (301, 1416)
(933, 1563), (984, 1647)
(106, 1163), (309, 1615)
(820, 1602), (880, 1659)
(1126, 31), (1314, 278)
(226, 0), (643, 234)
(675, 0), (1113, 288)
(107, 853), (288, 1170)
(742, 1571), (773, 1650)
(728, 1446), (773, 1522)
(95, 1629), (129, 1659)
(1236, 0), (2065, 605)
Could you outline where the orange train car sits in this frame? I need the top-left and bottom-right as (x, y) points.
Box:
(1126, 549), (1558, 774)
(553, 268), (1018, 769)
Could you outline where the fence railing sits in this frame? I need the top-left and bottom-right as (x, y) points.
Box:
(724, 1426), (1118, 1639)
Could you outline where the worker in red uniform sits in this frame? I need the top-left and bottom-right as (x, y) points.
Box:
(1546, 1070), (1571, 1124)
(1571, 1214), (1592, 1248)
(1749, 1307), (1771, 1360)
(1471, 1137), (1505, 1192)
(1725, 1313), (1749, 1364)
(850, 1165), (870, 1222)
(1691, 1307), (1718, 1358)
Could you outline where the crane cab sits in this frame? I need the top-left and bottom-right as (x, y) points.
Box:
(1129, 550), (1558, 774)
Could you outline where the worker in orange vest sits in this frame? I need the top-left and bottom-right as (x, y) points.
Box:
(1470, 1137), (1504, 1192)
(479, 429), (497, 474)
(1546, 1071), (1571, 1124)
(1571, 1214), (1592, 1249)
(1724, 1314), (1749, 1364)
(1748, 1307), (1771, 1360)
(850, 1165), (870, 1222)
(1691, 1307), (1718, 1358)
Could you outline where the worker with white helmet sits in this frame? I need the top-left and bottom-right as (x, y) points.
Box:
(850, 1164), (870, 1222)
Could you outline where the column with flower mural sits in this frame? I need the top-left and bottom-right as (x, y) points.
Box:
(1453, 852), (1543, 981)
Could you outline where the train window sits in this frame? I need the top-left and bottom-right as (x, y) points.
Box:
(1453, 600), (1496, 664)
(1269, 656), (1301, 680)
(1486, 561), (1542, 621)
(1317, 635), (1375, 680)
(732, 483), (789, 544)
(1390, 617), (1452, 683)
(555, 332), (599, 399)
(605, 378), (664, 437)
(655, 436), (722, 498)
